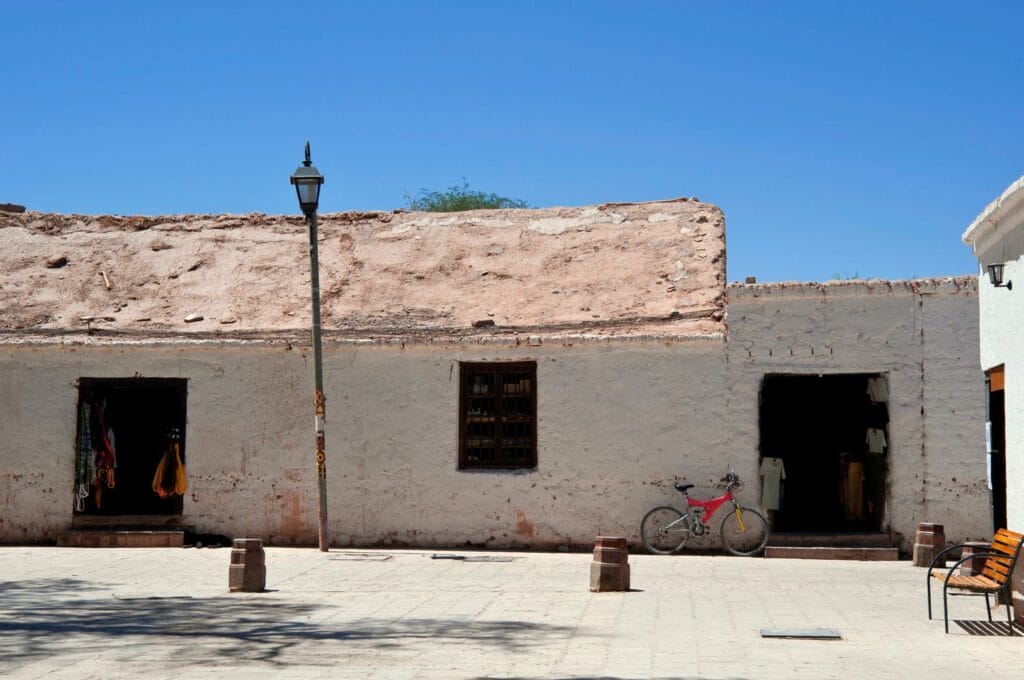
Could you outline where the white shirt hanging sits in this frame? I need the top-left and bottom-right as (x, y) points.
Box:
(866, 428), (887, 454)
(867, 377), (889, 403)
(759, 457), (786, 510)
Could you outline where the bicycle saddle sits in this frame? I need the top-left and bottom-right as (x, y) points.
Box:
(674, 483), (695, 493)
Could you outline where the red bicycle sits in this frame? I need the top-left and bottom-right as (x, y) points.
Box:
(640, 470), (769, 556)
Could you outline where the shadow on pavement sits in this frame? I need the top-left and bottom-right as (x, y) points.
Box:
(0, 578), (573, 669)
(954, 619), (1024, 636)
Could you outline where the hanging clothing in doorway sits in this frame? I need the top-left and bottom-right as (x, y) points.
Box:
(839, 453), (865, 522)
(92, 402), (117, 507)
(152, 429), (187, 499)
(866, 428), (887, 454)
(867, 377), (889, 403)
(74, 399), (119, 510)
(759, 457), (786, 511)
(74, 400), (92, 511)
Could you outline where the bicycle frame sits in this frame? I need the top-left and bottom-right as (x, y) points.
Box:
(664, 486), (748, 535)
(686, 489), (736, 525)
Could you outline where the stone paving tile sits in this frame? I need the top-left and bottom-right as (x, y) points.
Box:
(0, 546), (1022, 679)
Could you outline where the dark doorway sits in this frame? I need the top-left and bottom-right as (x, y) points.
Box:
(987, 366), (1007, 532)
(73, 378), (188, 516)
(759, 373), (889, 533)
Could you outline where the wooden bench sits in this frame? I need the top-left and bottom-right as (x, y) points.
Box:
(926, 528), (1024, 635)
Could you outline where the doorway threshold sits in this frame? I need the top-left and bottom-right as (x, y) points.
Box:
(766, 532), (895, 548)
(58, 529), (186, 548)
(71, 514), (187, 529)
(764, 545), (899, 560)
(765, 532), (900, 560)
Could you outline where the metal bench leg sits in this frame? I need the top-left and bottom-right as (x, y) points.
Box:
(943, 585), (950, 633)
(985, 593), (993, 622)
(927, 575), (933, 619)
(1007, 594), (1014, 636)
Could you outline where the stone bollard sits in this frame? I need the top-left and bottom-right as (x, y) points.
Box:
(590, 536), (630, 592)
(229, 538), (266, 592)
(912, 523), (946, 567)
(958, 541), (990, 576)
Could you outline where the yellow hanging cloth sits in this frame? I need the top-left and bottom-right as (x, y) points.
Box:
(152, 440), (187, 499)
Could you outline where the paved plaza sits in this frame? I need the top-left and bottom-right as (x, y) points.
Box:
(0, 546), (1020, 679)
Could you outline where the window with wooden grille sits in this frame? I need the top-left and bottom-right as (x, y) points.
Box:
(459, 361), (537, 470)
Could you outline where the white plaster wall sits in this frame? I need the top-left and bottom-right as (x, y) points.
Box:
(726, 280), (987, 547)
(0, 345), (313, 544)
(1, 282), (985, 549)
(967, 193), (1024, 621)
(974, 246), (1024, 532)
(0, 340), (729, 548)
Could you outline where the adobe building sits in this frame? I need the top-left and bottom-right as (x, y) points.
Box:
(962, 174), (1024, 620)
(0, 199), (990, 551)
(727, 277), (986, 548)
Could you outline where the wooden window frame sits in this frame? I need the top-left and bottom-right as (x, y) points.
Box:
(458, 361), (537, 470)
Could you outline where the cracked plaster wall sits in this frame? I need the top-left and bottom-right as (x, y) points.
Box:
(726, 278), (987, 547)
(0, 340), (729, 548)
(0, 278), (987, 549)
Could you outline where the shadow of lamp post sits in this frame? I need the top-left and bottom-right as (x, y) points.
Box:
(290, 142), (329, 551)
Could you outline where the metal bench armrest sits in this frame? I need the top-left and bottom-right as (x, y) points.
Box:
(928, 543), (971, 570)
(943, 552), (1002, 588)
(927, 543), (976, 582)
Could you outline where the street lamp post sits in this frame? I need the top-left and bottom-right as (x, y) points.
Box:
(290, 142), (329, 552)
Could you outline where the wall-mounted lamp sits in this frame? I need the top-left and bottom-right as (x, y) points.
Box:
(987, 263), (1012, 290)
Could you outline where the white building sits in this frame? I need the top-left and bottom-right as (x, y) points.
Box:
(962, 174), (1024, 620)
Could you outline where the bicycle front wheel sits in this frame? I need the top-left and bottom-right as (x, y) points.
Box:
(641, 506), (690, 555)
(720, 506), (769, 556)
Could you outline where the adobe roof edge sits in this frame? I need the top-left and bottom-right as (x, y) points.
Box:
(4, 196), (708, 227)
(727, 275), (976, 299)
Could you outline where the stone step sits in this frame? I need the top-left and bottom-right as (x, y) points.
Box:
(57, 530), (184, 548)
(767, 532), (895, 548)
(764, 546), (899, 561)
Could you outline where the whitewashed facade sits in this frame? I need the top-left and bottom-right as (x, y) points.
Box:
(726, 278), (987, 547)
(963, 174), (1024, 621)
(0, 202), (990, 552)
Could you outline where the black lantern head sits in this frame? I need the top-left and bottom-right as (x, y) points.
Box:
(987, 263), (1012, 290)
(290, 141), (324, 217)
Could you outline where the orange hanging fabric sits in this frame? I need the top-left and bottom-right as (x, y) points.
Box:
(152, 438), (187, 499)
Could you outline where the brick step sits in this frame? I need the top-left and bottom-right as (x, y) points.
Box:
(767, 532), (895, 548)
(57, 530), (185, 548)
(764, 546), (899, 561)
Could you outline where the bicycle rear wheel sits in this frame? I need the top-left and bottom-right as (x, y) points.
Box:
(641, 506), (690, 554)
(720, 505), (769, 556)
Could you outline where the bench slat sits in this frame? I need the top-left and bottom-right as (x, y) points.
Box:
(941, 574), (1001, 592)
(993, 538), (1023, 552)
(982, 561), (1011, 577)
(981, 567), (1011, 584)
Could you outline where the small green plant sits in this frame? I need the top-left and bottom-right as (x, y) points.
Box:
(404, 180), (529, 212)
(831, 272), (861, 281)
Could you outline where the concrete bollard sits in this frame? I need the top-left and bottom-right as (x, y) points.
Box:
(590, 536), (630, 592)
(958, 541), (990, 576)
(912, 522), (946, 567)
(229, 538), (266, 592)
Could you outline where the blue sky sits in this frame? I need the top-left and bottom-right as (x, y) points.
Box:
(2, 1), (1022, 282)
